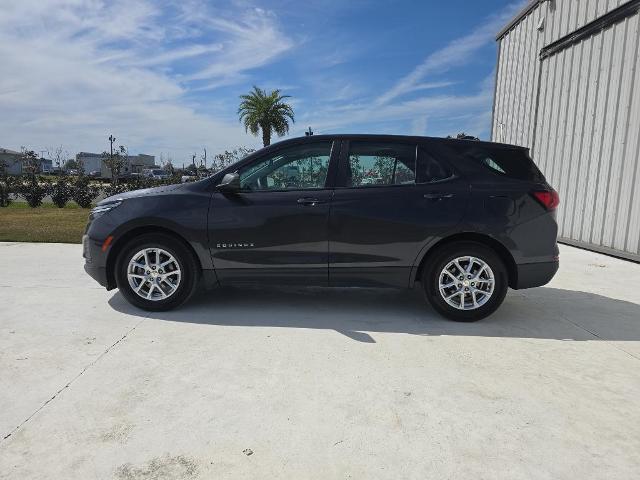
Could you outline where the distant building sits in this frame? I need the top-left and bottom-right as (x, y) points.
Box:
(76, 151), (156, 178)
(102, 153), (156, 179)
(76, 152), (104, 174)
(0, 148), (23, 175)
(0, 148), (52, 175)
(40, 158), (53, 173)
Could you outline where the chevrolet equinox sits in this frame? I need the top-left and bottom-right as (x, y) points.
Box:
(83, 135), (559, 321)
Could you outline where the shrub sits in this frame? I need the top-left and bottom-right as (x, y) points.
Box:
(0, 176), (17, 207)
(72, 177), (100, 208)
(127, 176), (157, 190)
(103, 182), (131, 198)
(18, 177), (50, 208)
(49, 179), (73, 208)
(0, 182), (11, 207)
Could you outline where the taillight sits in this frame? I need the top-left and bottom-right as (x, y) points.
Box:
(532, 190), (560, 210)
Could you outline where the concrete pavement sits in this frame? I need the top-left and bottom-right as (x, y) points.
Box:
(1, 242), (639, 479)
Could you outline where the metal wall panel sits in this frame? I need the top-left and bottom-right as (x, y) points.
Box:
(492, 0), (640, 261)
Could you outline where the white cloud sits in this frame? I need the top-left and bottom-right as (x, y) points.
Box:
(375, 2), (525, 106)
(296, 3), (526, 140)
(298, 72), (495, 139)
(0, 0), (292, 160)
(176, 3), (294, 88)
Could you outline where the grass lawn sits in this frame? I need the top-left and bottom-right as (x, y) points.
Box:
(0, 202), (90, 244)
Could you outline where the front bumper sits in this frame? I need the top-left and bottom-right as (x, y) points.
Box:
(83, 234), (111, 288)
(514, 260), (559, 289)
(84, 262), (108, 288)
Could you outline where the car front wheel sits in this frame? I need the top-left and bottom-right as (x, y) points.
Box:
(115, 233), (198, 311)
(423, 241), (508, 321)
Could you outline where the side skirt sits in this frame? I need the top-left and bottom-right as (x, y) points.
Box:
(329, 267), (411, 288)
(215, 268), (328, 287)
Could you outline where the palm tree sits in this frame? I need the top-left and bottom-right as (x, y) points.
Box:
(238, 86), (295, 147)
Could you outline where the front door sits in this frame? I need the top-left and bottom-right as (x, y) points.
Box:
(329, 140), (470, 287)
(208, 141), (337, 286)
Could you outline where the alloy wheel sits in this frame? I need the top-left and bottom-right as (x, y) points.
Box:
(438, 256), (495, 310)
(127, 247), (182, 301)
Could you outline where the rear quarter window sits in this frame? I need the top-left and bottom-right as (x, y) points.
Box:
(454, 144), (545, 182)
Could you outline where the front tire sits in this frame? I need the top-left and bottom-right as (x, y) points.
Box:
(115, 233), (199, 311)
(422, 241), (508, 322)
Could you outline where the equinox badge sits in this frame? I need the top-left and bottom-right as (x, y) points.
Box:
(216, 242), (255, 249)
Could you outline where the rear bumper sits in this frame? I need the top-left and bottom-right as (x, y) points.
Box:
(514, 260), (559, 289)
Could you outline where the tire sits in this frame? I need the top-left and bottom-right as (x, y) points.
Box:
(422, 241), (508, 322)
(115, 233), (199, 311)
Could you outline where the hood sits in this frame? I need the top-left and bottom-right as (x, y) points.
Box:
(99, 183), (185, 205)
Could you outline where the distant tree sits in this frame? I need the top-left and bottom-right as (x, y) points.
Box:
(238, 86), (295, 147)
(163, 157), (175, 175)
(63, 159), (79, 172)
(349, 154), (364, 186)
(21, 148), (40, 178)
(76, 157), (85, 175)
(212, 146), (256, 172)
(49, 145), (69, 171)
(102, 145), (128, 186)
(373, 155), (395, 183)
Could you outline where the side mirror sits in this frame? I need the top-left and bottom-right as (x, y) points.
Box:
(216, 172), (241, 192)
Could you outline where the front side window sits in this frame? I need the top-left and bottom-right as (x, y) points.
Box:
(345, 142), (416, 187)
(238, 142), (332, 191)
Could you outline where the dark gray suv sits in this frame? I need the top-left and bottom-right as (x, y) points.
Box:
(83, 135), (559, 321)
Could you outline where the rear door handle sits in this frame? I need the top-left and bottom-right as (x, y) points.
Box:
(297, 197), (325, 206)
(423, 193), (455, 201)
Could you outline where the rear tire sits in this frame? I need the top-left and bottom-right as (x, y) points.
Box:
(422, 241), (508, 322)
(115, 233), (199, 311)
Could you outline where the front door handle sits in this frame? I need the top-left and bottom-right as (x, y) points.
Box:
(423, 193), (455, 201)
(297, 197), (325, 206)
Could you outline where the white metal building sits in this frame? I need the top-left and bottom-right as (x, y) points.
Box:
(75, 152), (104, 174)
(492, 0), (640, 261)
(76, 152), (156, 178)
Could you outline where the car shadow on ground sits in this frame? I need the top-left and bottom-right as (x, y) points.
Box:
(108, 285), (640, 343)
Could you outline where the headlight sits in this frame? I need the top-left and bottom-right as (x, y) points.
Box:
(90, 201), (122, 219)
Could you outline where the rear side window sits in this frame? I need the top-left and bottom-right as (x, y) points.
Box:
(345, 142), (416, 187)
(462, 145), (544, 182)
(416, 147), (454, 183)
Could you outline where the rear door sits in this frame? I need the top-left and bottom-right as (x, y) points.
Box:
(328, 139), (470, 287)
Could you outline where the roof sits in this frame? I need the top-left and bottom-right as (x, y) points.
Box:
(0, 147), (22, 155)
(496, 0), (544, 40)
(77, 152), (104, 157)
(266, 134), (527, 151)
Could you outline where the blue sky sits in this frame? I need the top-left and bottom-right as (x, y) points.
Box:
(0, 0), (524, 164)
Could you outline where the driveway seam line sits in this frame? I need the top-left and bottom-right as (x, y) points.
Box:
(1, 316), (148, 443)
(559, 312), (640, 361)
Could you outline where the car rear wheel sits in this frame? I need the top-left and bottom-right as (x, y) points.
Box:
(115, 233), (198, 311)
(422, 241), (508, 321)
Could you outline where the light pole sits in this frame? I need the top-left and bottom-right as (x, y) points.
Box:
(108, 134), (116, 161)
